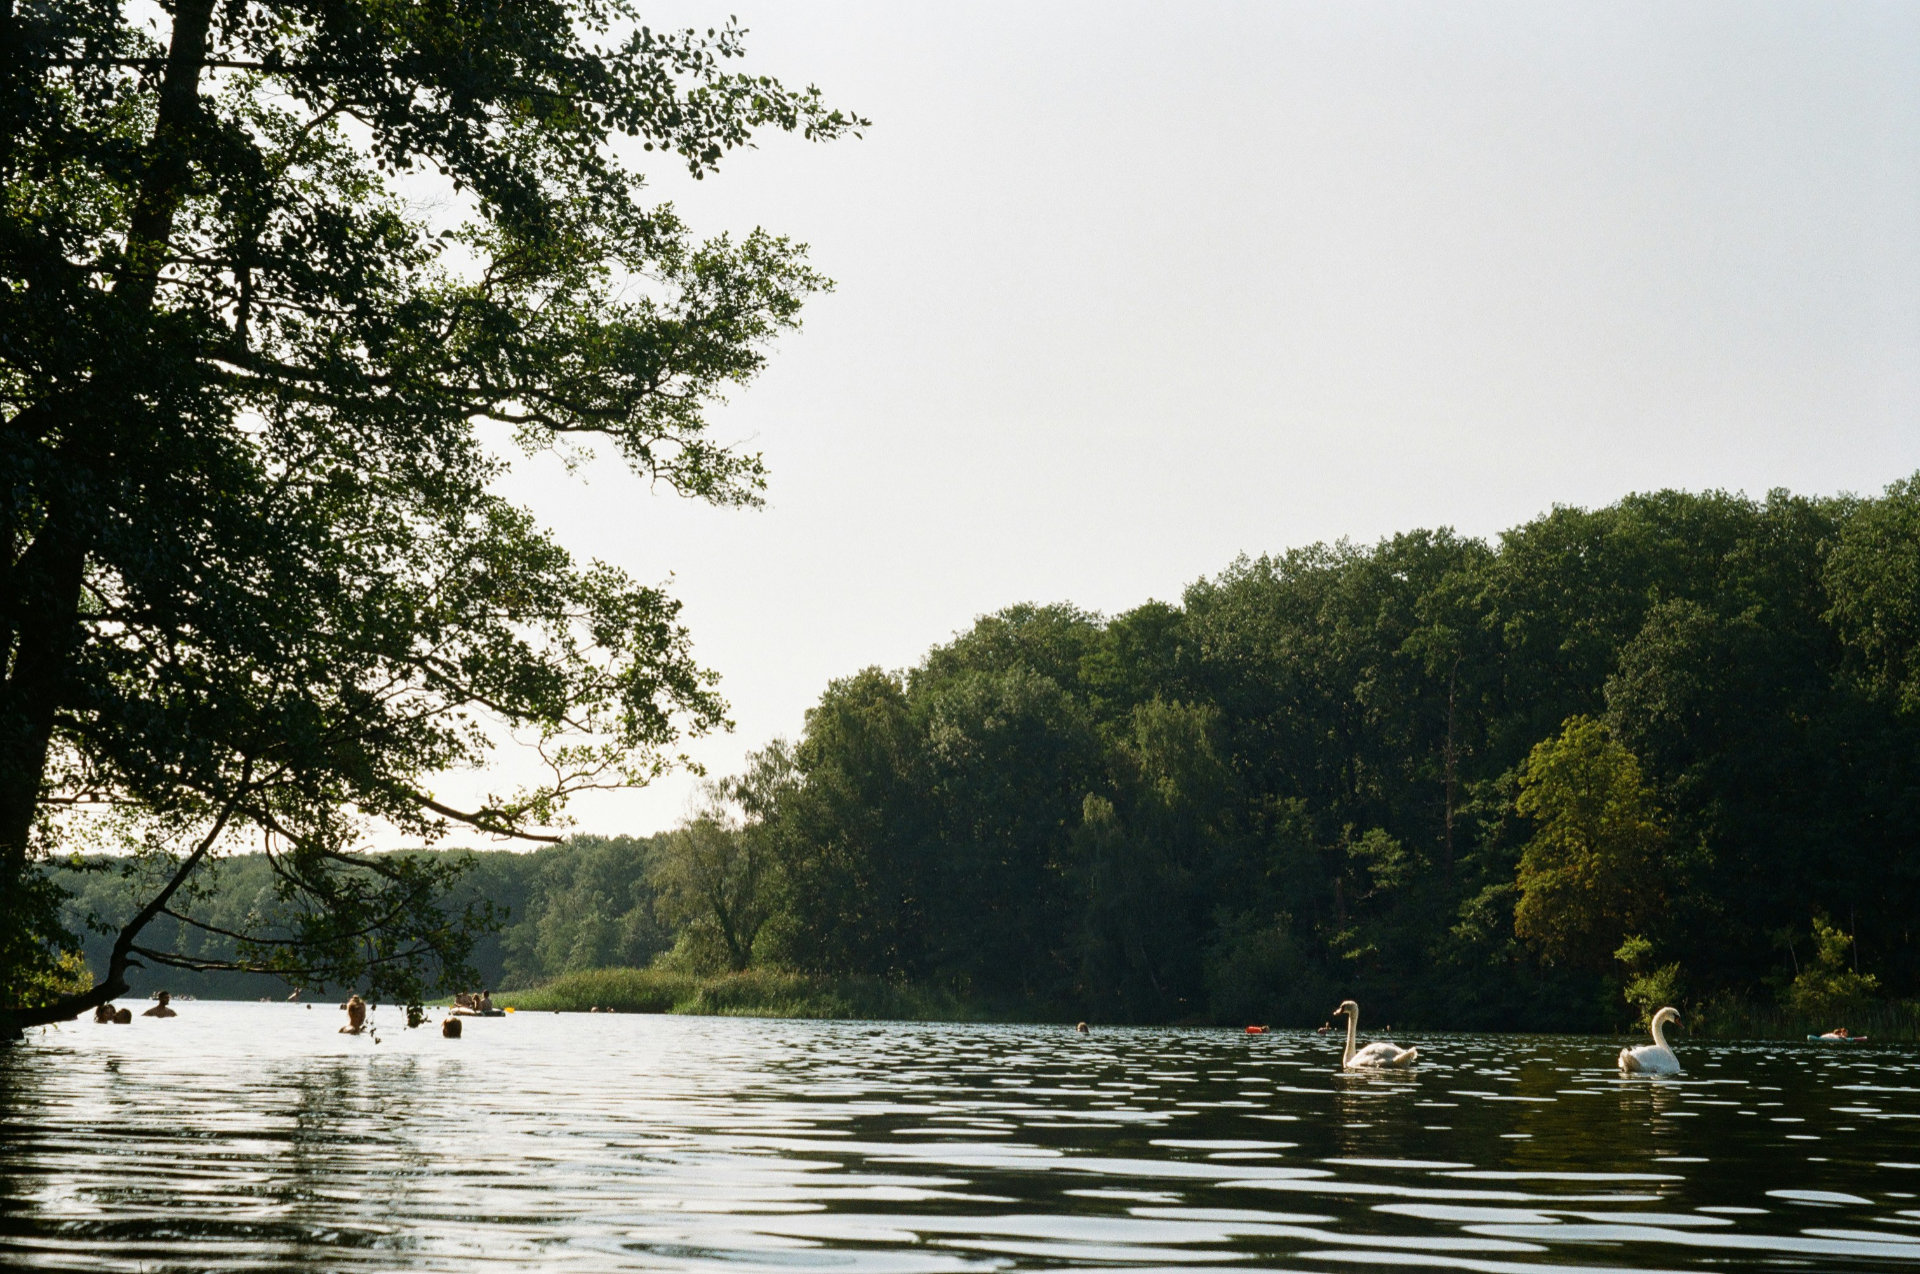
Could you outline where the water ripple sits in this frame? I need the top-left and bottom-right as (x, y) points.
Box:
(0, 1006), (1916, 1271)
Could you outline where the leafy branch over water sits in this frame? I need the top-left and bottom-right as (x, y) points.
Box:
(0, 0), (859, 1033)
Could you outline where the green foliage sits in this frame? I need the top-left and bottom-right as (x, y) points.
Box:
(648, 747), (789, 973)
(505, 967), (701, 1014)
(49, 834), (681, 998)
(1690, 994), (1920, 1042)
(1, 1), (856, 1025)
(501, 966), (989, 1021)
(1349, 829), (1413, 896)
(46, 846), (495, 1004)
(1614, 934), (1681, 1028)
(1203, 911), (1330, 1026)
(499, 836), (672, 987)
(8, 950), (93, 1011)
(918, 662), (1102, 998)
(1786, 917), (1881, 1023)
(47, 477), (1920, 1034)
(756, 668), (929, 977)
(1513, 717), (1672, 972)
(0, 860), (86, 1010)
(716, 478), (1920, 1030)
(1826, 476), (1920, 711)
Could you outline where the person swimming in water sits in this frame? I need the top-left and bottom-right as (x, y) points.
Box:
(142, 991), (177, 1018)
(340, 994), (368, 1034)
(93, 1003), (116, 1024)
(442, 1016), (462, 1038)
(114, 1007), (132, 1023)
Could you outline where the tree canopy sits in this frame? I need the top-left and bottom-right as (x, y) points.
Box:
(690, 480), (1920, 1030)
(0, 0), (858, 1031)
(1512, 716), (1673, 973)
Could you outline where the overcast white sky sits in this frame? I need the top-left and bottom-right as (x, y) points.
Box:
(474, 1), (1920, 839)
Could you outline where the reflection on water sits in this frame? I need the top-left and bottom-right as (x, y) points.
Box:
(2, 1004), (1919, 1271)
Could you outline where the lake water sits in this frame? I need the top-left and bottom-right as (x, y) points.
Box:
(3, 1003), (1919, 1271)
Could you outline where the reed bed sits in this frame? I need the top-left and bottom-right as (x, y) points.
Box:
(499, 967), (998, 1021)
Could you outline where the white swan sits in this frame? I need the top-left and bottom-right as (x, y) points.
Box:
(1333, 1000), (1417, 1069)
(1618, 1005), (1682, 1075)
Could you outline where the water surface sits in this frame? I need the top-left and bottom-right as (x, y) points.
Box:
(3, 1003), (1919, 1271)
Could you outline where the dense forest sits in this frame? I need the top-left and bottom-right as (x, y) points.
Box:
(58, 480), (1920, 1032)
(729, 477), (1920, 1030)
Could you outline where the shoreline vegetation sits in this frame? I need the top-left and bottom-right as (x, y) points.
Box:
(1689, 997), (1920, 1043)
(34, 480), (1920, 1041)
(497, 968), (999, 1021)
(493, 967), (1920, 1042)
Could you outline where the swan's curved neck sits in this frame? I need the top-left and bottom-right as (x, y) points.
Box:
(1343, 1008), (1358, 1067)
(1650, 1015), (1669, 1050)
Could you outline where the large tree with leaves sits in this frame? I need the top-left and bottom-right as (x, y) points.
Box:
(0, 0), (860, 1033)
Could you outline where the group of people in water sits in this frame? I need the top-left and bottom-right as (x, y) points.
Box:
(91, 990), (177, 1023)
(339, 993), (469, 1038)
(87, 987), (475, 1039)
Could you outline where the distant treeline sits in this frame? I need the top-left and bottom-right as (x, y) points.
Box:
(51, 836), (676, 1000)
(58, 480), (1920, 1032)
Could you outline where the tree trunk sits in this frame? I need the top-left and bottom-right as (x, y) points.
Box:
(117, 0), (217, 311)
(0, 506), (85, 864)
(1443, 656), (1459, 882)
(1, 0), (218, 1034)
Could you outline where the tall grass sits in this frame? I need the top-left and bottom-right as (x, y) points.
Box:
(1690, 995), (1920, 1042)
(498, 967), (1002, 1021)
